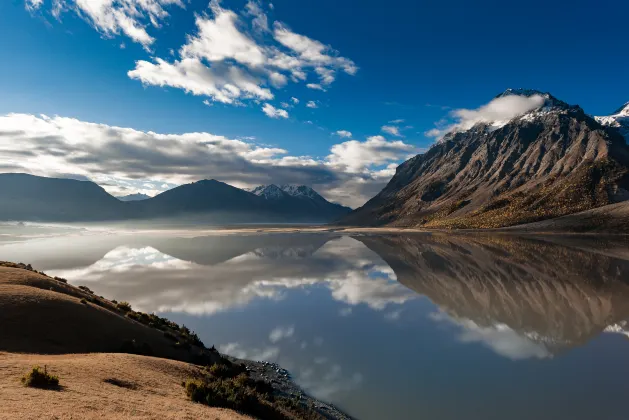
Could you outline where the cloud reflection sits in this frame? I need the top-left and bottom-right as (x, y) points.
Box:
(47, 235), (416, 315)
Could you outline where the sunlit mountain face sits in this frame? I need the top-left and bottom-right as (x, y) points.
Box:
(2, 229), (629, 420)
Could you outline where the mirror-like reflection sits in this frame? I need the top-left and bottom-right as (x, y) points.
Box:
(2, 229), (629, 420)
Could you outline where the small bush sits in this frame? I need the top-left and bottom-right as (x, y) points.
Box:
(80, 298), (88, 305)
(54, 276), (67, 283)
(21, 366), (59, 389)
(103, 378), (138, 390)
(116, 301), (132, 312)
(78, 285), (94, 294)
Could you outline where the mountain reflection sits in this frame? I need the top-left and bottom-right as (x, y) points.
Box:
(47, 234), (416, 315)
(41, 232), (629, 358)
(356, 233), (629, 357)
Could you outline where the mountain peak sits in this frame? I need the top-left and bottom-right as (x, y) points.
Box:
(280, 185), (322, 199)
(496, 88), (574, 111)
(251, 184), (287, 200)
(117, 193), (150, 202)
(612, 101), (629, 116)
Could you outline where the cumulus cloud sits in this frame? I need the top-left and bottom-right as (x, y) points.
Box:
(123, 1), (356, 106)
(389, 119), (405, 124)
(335, 130), (352, 138)
(290, 97), (299, 104)
(426, 94), (545, 139)
(262, 103), (289, 119)
(26, 0), (184, 48)
(0, 113), (417, 207)
(306, 101), (318, 109)
(381, 125), (403, 137)
(327, 135), (416, 174)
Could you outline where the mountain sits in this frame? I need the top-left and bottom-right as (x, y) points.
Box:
(0, 173), (132, 221)
(595, 101), (629, 143)
(250, 184), (351, 221)
(0, 175), (346, 223)
(117, 193), (150, 202)
(341, 89), (629, 228)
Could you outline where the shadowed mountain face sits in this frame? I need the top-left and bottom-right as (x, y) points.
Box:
(0, 175), (347, 223)
(342, 90), (629, 228)
(0, 173), (132, 221)
(356, 233), (629, 354)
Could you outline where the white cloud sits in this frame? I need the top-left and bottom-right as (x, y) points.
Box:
(122, 1), (356, 106)
(128, 58), (273, 104)
(327, 135), (416, 174)
(262, 103), (289, 119)
(335, 130), (352, 138)
(381, 125), (403, 137)
(426, 94), (545, 138)
(27, 0), (184, 48)
(0, 113), (417, 207)
(245, 0), (269, 33)
(389, 119), (405, 124)
(220, 342), (280, 361)
(269, 325), (295, 343)
(306, 101), (318, 109)
(306, 83), (326, 91)
(291, 97), (299, 104)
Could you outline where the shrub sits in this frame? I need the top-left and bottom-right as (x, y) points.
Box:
(184, 366), (320, 420)
(78, 285), (94, 294)
(80, 298), (88, 305)
(21, 366), (59, 389)
(116, 301), (133, 312)
(53, 276), (67, 283)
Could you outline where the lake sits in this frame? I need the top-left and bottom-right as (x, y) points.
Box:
(2, 226), (629, 420)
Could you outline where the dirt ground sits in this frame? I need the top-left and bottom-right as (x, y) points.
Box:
(0, 352), (252, 420)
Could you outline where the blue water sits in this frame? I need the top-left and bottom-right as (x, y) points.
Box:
(2, 228), (629, 420)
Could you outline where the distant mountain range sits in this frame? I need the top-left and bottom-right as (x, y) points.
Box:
(117, 193), (150, 202)
(341, 89), (629, 229)
(0, 174), (351, 223)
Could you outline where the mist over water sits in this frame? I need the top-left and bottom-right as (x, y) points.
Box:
(2, 226), (629, 420)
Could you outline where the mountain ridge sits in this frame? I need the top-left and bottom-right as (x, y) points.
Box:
(340, 90), (629, 229)
(0, 174), (347, 223)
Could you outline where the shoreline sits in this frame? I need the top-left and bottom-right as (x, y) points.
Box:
(0, 261), (352, 420)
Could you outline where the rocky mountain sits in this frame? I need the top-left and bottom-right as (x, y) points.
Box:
(251, 184), (351, 221)
(0, 175), (347, 223)
(0, 173), (132, 221)
(342, 89), (629, 228)
(595, 101), (629, 143)
(117, 193), (151, 202)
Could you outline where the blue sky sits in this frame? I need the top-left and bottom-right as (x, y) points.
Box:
(0, 0), (628, 206)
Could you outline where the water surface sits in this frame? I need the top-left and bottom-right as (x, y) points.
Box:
(2, 227), (629, 420)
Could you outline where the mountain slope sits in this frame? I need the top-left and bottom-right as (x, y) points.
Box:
(132, 179), (270, 220)
(595, 102), (629, 143)
(341, 89), (629, 228)
(0, 173), (131, 221)
(251, 184), (351, 221)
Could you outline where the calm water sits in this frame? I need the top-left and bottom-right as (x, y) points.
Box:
(2, 226), (629, 420)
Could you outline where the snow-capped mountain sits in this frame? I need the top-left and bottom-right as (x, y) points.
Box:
(250, 184), (288, 200)
(595, 101), (629, 143)
(117, 193), (150, 201)
(341, 89), (629, 228)
(251, 184), (351, 221)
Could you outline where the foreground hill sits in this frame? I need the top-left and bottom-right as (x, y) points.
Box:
(341, 89), (629, 229)
(0, 263), (348, 419)
(0, 174), (347, 223)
